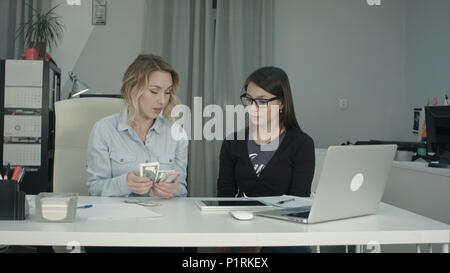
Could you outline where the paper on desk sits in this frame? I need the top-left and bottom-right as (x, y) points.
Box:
(77, 203), (161, 220)
(255, 195), (313, 208)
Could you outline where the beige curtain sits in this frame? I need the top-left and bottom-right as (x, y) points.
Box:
(142, 0), (274, 197)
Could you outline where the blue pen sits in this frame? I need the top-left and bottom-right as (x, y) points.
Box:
(276, 198), (295, 205)
(77, 205), (93, 209)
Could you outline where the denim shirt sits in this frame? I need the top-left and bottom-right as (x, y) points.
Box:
(86, 109), (188, 197)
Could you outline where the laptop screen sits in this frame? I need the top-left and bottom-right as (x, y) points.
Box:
(201, 200), (267, 207)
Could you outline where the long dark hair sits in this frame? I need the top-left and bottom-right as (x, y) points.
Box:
(244, 66), (301, 130)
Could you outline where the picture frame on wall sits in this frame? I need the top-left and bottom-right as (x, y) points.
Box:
(413, 107), (426, 142)
(92, 0), (107, 25)
(413, 107), (421, 134)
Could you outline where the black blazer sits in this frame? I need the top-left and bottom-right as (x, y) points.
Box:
(217, 127), (315, 198)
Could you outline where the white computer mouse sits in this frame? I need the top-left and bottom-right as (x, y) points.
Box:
(229, 210), (254, 221)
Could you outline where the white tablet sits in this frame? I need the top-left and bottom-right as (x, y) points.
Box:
(195, 199), (269, 211)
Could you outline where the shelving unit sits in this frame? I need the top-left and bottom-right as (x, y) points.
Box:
(0, 60), (61, 194)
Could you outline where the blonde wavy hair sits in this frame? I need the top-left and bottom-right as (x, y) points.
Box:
(120, 54), (180, 125)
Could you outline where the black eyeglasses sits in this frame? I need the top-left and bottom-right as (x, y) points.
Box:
(240, 93), (281, 108)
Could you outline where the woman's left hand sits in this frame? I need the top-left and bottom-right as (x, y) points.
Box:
(151, 181), (179, 199)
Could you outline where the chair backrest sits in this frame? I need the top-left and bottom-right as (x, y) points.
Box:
(53, 97), (126, 195)
(311, 148), (328, 194)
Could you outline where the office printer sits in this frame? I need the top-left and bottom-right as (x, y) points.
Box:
(350, 140), (426, 162)
(353, 140), (422, 152)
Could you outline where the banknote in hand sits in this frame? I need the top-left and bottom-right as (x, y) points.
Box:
(139, 162), (159, 181)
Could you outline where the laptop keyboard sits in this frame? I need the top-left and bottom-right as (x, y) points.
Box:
(283, 206), (311, 219)
(285, 211), (310, 218)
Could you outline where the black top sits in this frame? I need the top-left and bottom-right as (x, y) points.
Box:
(217, 127), (315, 198)
(247, 131), (287, 177)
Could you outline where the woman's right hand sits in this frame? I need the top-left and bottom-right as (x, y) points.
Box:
(126, 171), (153, 195)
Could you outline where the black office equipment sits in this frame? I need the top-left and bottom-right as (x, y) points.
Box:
(354, 140), (420, 152)
(80, 94), (122, 98)
(0, 180), (27, 220)
(0, 60), (61, 194)
(425, 106), (450, 168)
(353, 140), (428, 161)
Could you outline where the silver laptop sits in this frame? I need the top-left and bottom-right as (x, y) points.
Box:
(255, 145), (397, 224)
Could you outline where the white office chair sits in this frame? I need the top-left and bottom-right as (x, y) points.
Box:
(311, 148), (328, 195)
(53, 97), (126, 195)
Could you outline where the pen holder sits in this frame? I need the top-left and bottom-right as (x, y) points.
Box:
(35, 193), (78, 222)
(0, 180), (27, 220)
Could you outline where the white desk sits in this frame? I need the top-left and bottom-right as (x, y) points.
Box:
(0, 196), (448, 252)
(384, 161), (450, 225)
(391, 161), (450, 177)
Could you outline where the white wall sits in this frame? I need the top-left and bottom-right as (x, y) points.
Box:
(49, 0), (448, 146)
(405, 0), (450, 113)
(274, 0), (410, 148)
(48, 0), (93, 93)
(50, 0), (145, 99)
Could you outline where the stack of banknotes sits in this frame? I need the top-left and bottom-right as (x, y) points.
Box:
(139, 162), (180, 183)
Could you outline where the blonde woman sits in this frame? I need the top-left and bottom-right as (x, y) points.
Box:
(87, 54), (188, 198)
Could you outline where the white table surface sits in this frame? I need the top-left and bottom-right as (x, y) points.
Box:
(392, 161), (450, 177)
(0, 196), (448, 248)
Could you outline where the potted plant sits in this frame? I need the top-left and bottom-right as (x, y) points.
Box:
(15, 3), (65, 59)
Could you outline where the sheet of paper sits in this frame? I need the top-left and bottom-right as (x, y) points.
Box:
(2, 143), (41, 166)
(255, 195), (313, 208)
(4, 86), (42, 108)
(4, 115), (41, 137)
(76, 203), (161, 220)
